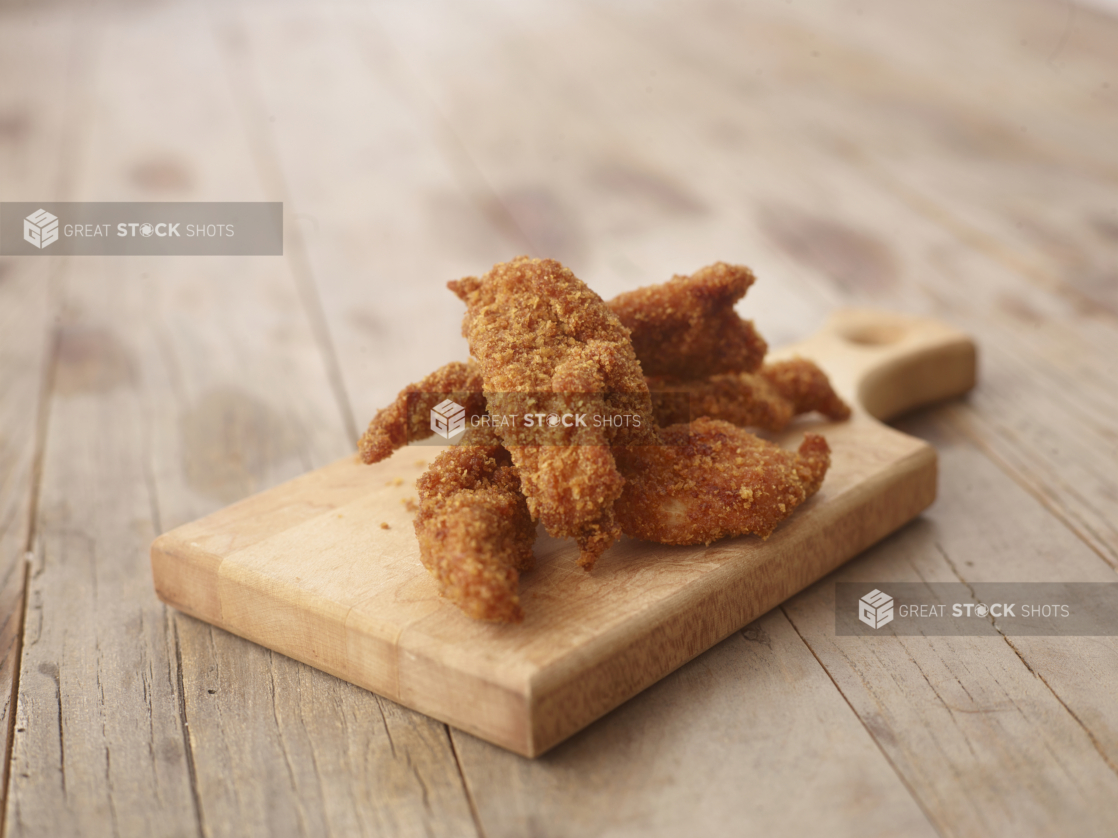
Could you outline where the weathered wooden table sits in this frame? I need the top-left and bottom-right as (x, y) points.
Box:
(1, 0), (1116, 835)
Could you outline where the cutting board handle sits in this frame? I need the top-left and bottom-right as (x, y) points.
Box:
(771, 309), (977, 422)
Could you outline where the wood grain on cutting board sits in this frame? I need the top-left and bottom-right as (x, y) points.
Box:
(152, 310), (975, 756)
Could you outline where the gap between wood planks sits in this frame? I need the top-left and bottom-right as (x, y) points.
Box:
(778, 606), (946, 835)
(1, 278), (62, 834)
(0, 561), (31, 838)
(933, 542), (1118, 779)
(171, 614), (206, 838)
(0, 5), (100, 832)
(445, 728), (486, 838)
(942, 406), (1118, 573)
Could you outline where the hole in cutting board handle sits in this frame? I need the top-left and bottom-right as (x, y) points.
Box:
(833, 312), (977, 422)
(837, 322), (906, 346)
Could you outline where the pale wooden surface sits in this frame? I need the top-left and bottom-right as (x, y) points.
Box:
(151, 311), (971, 757)
(0, 0), (1116, 834)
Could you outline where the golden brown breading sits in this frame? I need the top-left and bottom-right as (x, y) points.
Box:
(648, 372), (793, 430)
(413, 427), (535, 623)
(607, 262), (768, 379)
(358, 361), (486, 464)
(760, 358), (851, 422)
(613, 418), (830, 545)
(648, 358), (851, 430)
(449, 256), (654, 570)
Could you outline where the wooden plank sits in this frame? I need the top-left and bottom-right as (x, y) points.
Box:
(0, 7), (85, 832)
(153, 312), (974, 756)
(454, 607), (939, 838)
(783, 412), (1118, 837)
(8, 269), (204, 838)
(4, 5), (477, 837)
(0, 265), (44, 831)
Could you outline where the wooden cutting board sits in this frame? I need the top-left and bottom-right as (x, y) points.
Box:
(151, 309), (976, 757)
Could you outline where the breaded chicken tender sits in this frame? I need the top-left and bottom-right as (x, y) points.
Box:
(613, 418), (830, 545)
(607, 262), (768, 379)
(414, 427), (535, 623)
(449, 256), (655, 570)
(649, 358), (851, 430)
(358, 361), (486, 464)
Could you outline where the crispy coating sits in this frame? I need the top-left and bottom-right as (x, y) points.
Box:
(613, 418), (830, 546)
(761, 358), (851, 421)
(649, 358), (851, 430)
(607, 262), (768, 379)
(414, 427), (536, 623)
(649, 371), (792, 430)
(449, 256), (654, 569)
(358, 361), (486, 464)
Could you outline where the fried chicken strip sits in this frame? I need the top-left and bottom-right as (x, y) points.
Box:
(450, 256), (655, 570)
(414, 427), (535, 623)
(649, 358), (851, 430)
(607, 262), (768, 379)
(614, 417), (830, 546)
(358, 361), (486, 464)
